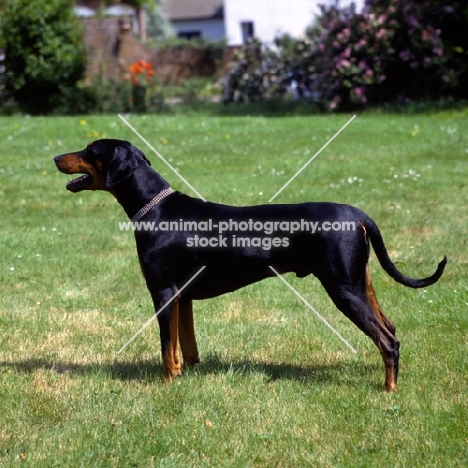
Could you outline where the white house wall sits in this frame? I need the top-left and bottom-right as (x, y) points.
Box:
(165, 0), (364, 45)
(224, 0), (320, 45)
(223, 0), (364, 46)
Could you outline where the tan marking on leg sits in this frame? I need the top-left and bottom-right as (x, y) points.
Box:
(365, 266), (396, 333)
(385, 367), (397, 392)
(359, 220), (367, 238)
(178, 299), (200, 366)
(365, 266), (398, 391)
(172, 301), (181, 376)
(162, 302), (181, 381)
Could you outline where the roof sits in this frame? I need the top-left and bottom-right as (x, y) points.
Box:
(160, 0), (224, 21)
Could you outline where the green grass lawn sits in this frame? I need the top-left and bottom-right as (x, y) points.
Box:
(0, 109), (467, 467)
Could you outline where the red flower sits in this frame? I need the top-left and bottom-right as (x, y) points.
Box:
(129, 60), (156, 86)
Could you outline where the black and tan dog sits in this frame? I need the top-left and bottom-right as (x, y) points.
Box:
(54, 139), (446, 391)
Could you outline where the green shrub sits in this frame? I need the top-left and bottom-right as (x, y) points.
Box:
(0, 0), (86, 114)
(52, 79), (167, 115)
(221, 38), (265, 103)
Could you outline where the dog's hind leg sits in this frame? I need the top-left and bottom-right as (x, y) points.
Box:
(363, 265), (400, 389)
(320, 275), (400, 391)
(364, 265), (396, 337)
(178, 299), (200, 367)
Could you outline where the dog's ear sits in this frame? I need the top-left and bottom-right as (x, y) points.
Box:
(133, 146), (152, 166)
(106, 146), (138, 188)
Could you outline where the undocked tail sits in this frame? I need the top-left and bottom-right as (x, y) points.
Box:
(364, 219), (447, 288)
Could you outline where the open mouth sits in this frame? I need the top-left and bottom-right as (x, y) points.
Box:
(66, 174), (93, 192)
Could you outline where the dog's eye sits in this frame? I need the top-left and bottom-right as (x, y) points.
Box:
(82, 148), (95, 161)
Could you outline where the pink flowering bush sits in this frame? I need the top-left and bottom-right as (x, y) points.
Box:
(362, 0), (467, 104)
(222, 1), (468, 110)
(304, 3), (392, 109)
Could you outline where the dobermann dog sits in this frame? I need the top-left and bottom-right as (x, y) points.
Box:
(54, 139), (446, 391)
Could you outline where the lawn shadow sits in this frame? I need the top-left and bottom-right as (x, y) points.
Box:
(0, 354), (383, 390)
(194, 352), (383, 390)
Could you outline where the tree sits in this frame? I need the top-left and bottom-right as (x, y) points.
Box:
(0, 0), (86, 114)
(146, 0), (174, 43)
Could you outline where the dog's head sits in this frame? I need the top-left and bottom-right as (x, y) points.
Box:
(54, 139), (152, 193)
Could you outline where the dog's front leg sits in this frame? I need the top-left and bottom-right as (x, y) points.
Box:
(151, 289), (181, 381)
(178, 299), (200, 367)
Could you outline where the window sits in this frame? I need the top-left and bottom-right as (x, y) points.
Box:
(178, 31), (202, 40)
(241, 21), (254, 43)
